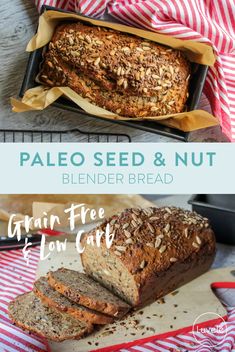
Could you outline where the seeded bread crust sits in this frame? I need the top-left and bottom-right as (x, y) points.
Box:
(34, 277), (114, 325)
(47, 269), (130, 318)
(81, 207), (216, 306)
(39, 22), (191, 117)
(8, 292), (93, 342)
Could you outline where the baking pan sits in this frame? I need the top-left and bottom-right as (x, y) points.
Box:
(0, 234), (42, 251)
(189, 195), (235, 245)
(20, 5), (209, 142)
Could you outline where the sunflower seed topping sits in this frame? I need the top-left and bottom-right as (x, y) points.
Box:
(123, 223), (129, 230)
(146, 223), (154, 234)
(155, 236), (162, 248)
(85, 35), (92, 44)
(146, 242), (154, 248)
(131, 220), (138, 228)
(170, 257), (178, 263)
(117, 78), (124, 86)
(124, 230), (131, 238)
(149, 216), (159, 221)
(159, 245), (167, 253)
(132, 209), (140, 216)
(196, 236), (202, 245)
(192, 242), (200, 249)
(115, 246), (126, 252)
(140, 260), (146, 269)
(114, 250), (122, 256)
(164, 224), (170, 233)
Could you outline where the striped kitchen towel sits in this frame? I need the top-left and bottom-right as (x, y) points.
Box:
(34, 0), (235, 142)
(0, 247), (49, 352)
(1, 247), (235, 351)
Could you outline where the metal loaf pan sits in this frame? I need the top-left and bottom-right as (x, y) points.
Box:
(20, 5), (209, 142)
(189, 195), (235, 245)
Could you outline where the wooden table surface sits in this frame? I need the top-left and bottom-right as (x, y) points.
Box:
(0, 0), (229, 143)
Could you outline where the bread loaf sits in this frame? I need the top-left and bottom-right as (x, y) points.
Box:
(40, 22), (191, 117)
(34, 277), (114, 325)
(47, 268), (130, 317)
(8, 292), (93, 342)
(81, 207), (216, 306)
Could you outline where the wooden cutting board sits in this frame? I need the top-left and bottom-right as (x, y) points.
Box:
(36, 242), (235, 352)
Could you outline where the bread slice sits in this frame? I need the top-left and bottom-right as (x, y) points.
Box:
(8, 292), (93, 342)
(34, 277), (114, 325)
(47, 268), (130, 318)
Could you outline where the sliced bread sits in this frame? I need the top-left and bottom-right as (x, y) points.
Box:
(47, 268), (130, 318)
(34, 277), (114, 325)
(8, 292), (93, 342)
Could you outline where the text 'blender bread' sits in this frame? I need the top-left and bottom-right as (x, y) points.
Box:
(39, 22), (191, 118)
(81, 207), (216, 306)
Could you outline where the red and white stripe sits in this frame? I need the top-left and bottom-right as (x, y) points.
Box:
(0, 247), (48, 352)
(1, 246), (235, 351)
(33, 0), (235, 141)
